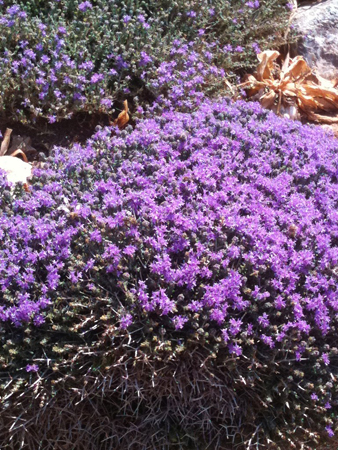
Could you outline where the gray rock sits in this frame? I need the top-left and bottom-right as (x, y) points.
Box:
(291, 0), (338, 80)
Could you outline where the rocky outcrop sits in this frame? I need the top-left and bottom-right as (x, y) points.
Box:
(291, 0), (338, 80)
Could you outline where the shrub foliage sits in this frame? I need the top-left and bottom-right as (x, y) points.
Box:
(0, 0), (293, 123)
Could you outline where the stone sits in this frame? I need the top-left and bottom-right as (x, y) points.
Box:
(291, 0), (338, 80)
(0, 156), (32, 185)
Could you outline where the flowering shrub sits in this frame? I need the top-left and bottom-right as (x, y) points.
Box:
(0, 0), (293, 123)
(1, 97), (338, 448)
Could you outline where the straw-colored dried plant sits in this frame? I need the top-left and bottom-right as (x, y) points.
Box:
(239, 50), (338, 124)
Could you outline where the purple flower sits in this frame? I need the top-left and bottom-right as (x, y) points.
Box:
(223, 44), (233, 53)
(33, 315), (45, 326)
(99, 98), (111, 109)
(186, 10), (197, 18)
(90, 73), (104, 84)
(78, 1), (92, 12)
(222, 329), (230, 343)
(6, 5), (20, 16)
(120, 313), (132, 329)
(139, 51), (153, 66)
(322, 353), (330, 365)
(151, 289), (175, 315)
(173, 315), (188, 330)
(123, 245), (137, 256)
(261, 334), (275, 348)
(123, 15), (131, 23)
(41, 55), (50, 64)
(24, 49), (36, 60)
(258, 313), (269, 328)
(26, 364), (39, 373)
(48, 115), (57, 123)
(229, 343), (242, 356)
(79, 60), (94, 71)
(229, 318), (243, 336)
(252, 42), (261, 54)
(326, 426), (334, 437)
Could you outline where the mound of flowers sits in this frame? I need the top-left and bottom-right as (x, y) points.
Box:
(1, 98), (338, 449)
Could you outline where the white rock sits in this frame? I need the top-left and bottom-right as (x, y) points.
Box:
(0, 156), (32, 185)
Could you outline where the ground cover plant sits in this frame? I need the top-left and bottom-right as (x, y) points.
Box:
(0, 0), (293, 125)
(1, 92), (338, 448)
(1, 1), (338, 449)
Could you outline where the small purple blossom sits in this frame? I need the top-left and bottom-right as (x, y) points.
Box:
(26, 364), (39, 373)
(229, 343), (242, 356)
(173, 315), (188, 330)
(186, 10), (197, 18)
(322, 353), (330, 365)
(229, 318), (243, 336)
(41, 55), (50, 64)
(326, 426), (334, 437)
(223, 44), (233, 53)
(6, 5), (20, 16)
(48, 115), (57, 124)
(78, 1), (92, 12)
(120, 314), (133, 329)
(90, 73), (104, 84)
(222, 329), (229, 343)
(139, 51), (153, 66)
(252, 42), (261, 54)
(100, 98), (112, 109)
